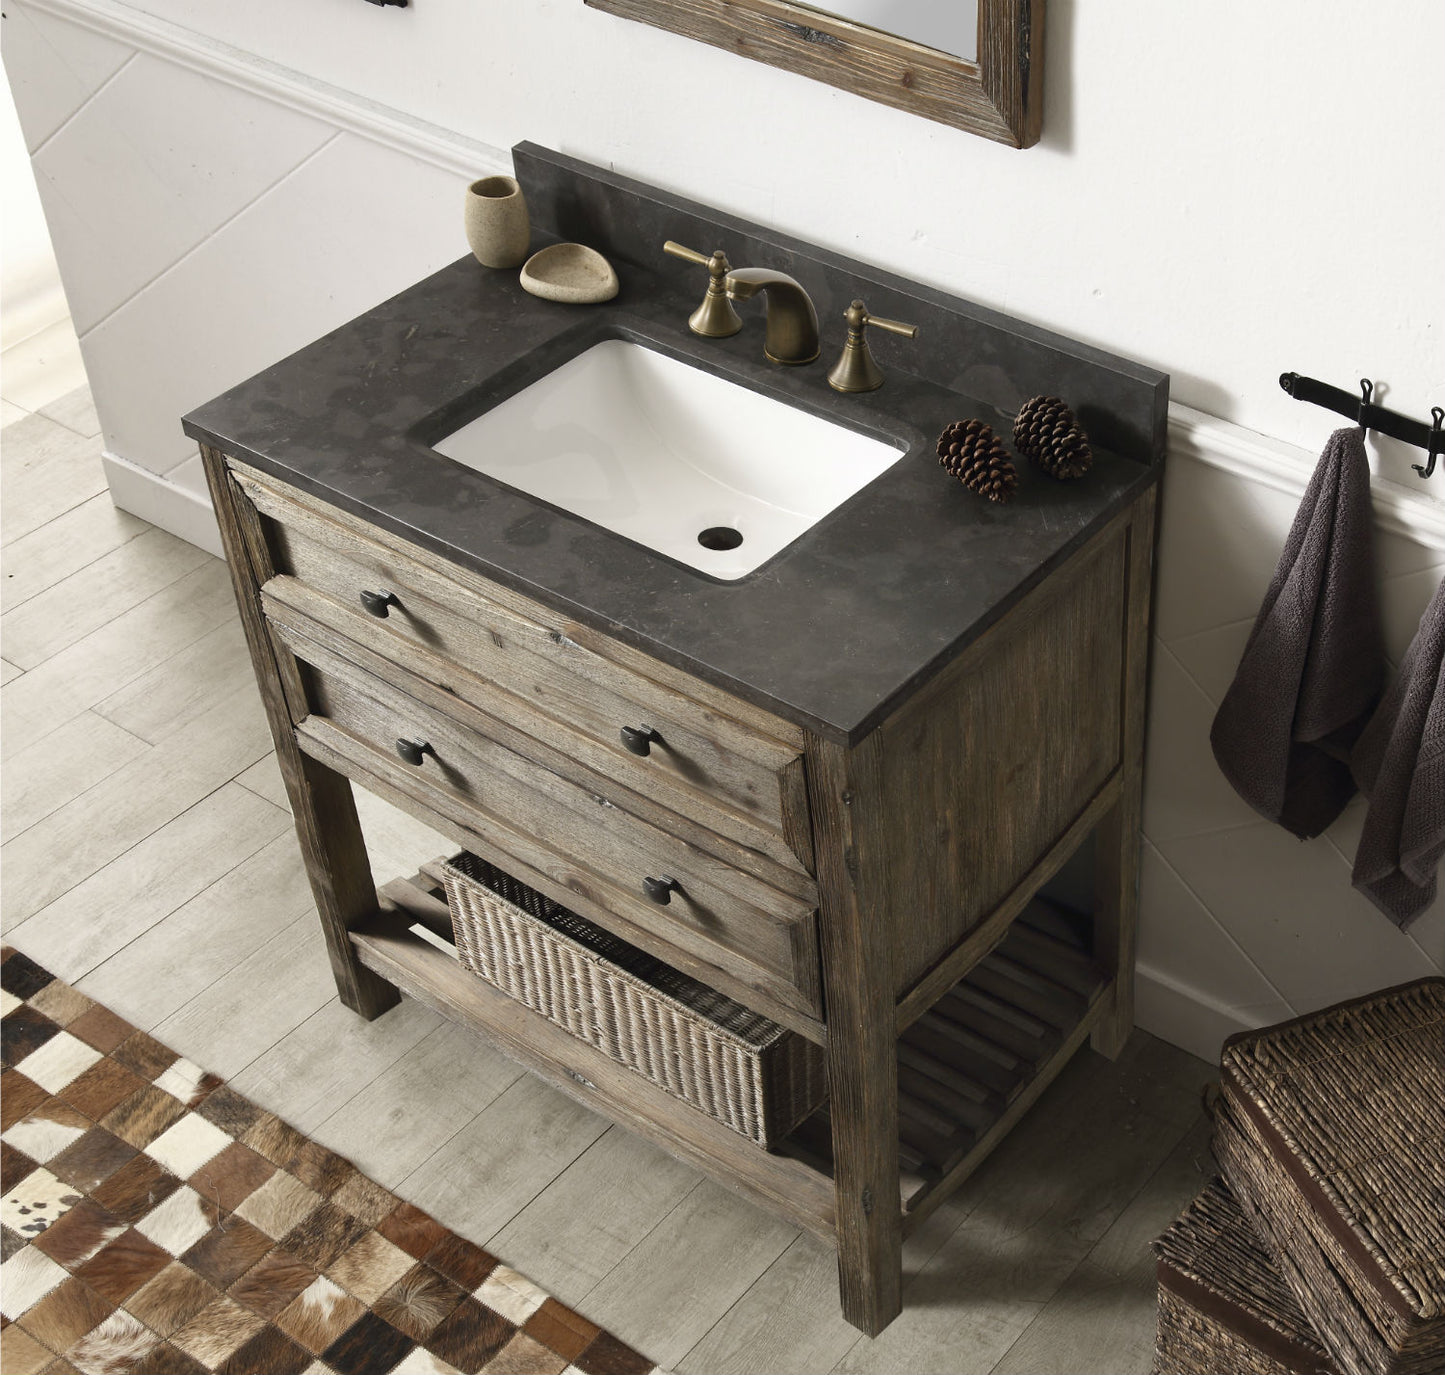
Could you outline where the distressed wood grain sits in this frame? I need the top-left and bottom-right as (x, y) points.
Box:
(287, 635), (823, 1018)
(583, 0), (1044, 147)
(200, 445), (397, 1020)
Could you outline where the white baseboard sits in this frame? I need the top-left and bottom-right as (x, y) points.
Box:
(102, 450), (223, 559)
(1132, 960), (1262, 1065)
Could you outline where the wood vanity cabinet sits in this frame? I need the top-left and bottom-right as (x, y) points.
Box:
(202, 442), (1156, 1337)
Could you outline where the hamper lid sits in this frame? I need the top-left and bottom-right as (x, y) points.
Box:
(1220, 978), (1445, 1324)
(1154, 1177), (1338, 1373)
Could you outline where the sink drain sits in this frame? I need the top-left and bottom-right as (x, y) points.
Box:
(698, 526), (743, 551)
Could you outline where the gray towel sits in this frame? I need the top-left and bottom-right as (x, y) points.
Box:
(1210, 427), (1384, 839)
(1351, 574), (1445, 929)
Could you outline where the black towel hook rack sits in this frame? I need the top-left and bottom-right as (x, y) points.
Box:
(1356, 378), (1372, 432)
(1278, 372), (1444, 479)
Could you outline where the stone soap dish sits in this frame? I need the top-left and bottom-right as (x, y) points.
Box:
(519, 243), (619, 304)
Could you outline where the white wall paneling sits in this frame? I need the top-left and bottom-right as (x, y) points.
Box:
(1165, 407), (1445, 573)
(1, 1), (130, 151)
(30, 53), (336, 334)
(4, 0), (1441, 1065)
(0, 2), (121, 348)
(1137, 432), (1444, 1058)
(1, 75), (65, 350)
(79, 130), (466, 479)
(4, 0), (505, 177)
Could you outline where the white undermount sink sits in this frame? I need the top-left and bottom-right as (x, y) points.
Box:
(431, 339), (905, 580)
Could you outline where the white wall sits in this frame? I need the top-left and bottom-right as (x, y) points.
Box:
(3, 0), (1441, 1061)
(0, 66), (65, 349)
(49, 0), (1445, 492)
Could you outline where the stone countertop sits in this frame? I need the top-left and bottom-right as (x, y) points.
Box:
(183, 174), (1161, 745)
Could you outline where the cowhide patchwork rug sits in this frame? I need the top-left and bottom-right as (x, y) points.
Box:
(0, 947), (659, 1375)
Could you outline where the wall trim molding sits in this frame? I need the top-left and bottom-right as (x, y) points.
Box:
(1133, 959), (1266, 1065)
(16, 0), (509, 180)
(1169, 402), (1445, 552)
(102, 449), (223, 559)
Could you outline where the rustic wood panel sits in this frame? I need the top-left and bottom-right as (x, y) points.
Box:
(583, 0), (1043, 148)
(1091, 488), (1157, 1059)
(227, 490), (311, 728)
(297, 652), (812, 946)
(198, 445), (397, 1020)
(876, 522), (1128, 998)
(893, 770), (1120, 1031)
(295, 723), (826, 1043)
(262, 551), (811, 875)
(208, 443), (1155, 1340)
(806, 732), (902, 1335)
(288, 638), (823, 1017)
(352, 894), (838, 1239)
(231, 463), (803, 748)
(979, 0), (1045, 148)
(266, 524), (809, 853)
(263, 580), (815, 898)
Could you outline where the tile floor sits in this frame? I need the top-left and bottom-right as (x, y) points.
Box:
(0, 324), (1218, 1373)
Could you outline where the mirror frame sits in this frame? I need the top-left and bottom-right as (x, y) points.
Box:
(583, 0), (1044, 147)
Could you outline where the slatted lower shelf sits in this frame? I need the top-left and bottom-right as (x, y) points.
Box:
(358, 871), (1108, 1237)
(777, 899), (1108, 1223)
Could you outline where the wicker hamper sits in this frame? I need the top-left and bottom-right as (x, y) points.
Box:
(1153, 1176), (1338, 1375)
(1213, 978), (1445, 1375)
(439, 852), (828, 1148)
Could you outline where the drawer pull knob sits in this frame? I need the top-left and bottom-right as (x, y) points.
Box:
(642, 874), (679, 905)
(620, 724), (661, 756)
(360, 589), (401, 618)
(395, 737), (434, 766)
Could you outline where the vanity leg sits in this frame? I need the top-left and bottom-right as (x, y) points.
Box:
(200, 444), (400, 1021)
(808, 734), (902, 1336)
(1091, 794), (1138, 1060)
(1092, 488), (1156, 1060)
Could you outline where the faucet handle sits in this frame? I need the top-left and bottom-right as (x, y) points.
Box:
(856, 306), (919, 340)
(662, 241), (743, 339)
(828, 298), (918, 393)
(663, 241), (716, 268)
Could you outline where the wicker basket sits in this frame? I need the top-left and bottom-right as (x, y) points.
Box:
(1214, 978), (1445, 1375)
(1153, 1177), (1338, 1375)
(439, 852), (828, 1148)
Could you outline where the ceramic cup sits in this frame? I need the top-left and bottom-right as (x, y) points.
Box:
(465, 175), (530, 269)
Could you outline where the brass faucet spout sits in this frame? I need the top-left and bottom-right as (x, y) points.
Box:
(723, 268), (820, 366)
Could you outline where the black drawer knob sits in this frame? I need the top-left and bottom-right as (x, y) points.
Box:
(360, 589), (401, 618)
(620, 724), (661, 757)
(395, 737), (434, 766)
(642, 874), (679, 905)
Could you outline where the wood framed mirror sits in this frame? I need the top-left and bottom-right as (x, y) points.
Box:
(583, 0), (1044, 148)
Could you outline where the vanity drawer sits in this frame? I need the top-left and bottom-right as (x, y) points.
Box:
(288, 633), (824, 1021)
(233, 466), (815, 882)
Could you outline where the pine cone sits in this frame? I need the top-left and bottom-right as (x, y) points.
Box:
(1013, 395), (1093, 480)
(937, 419), (1017, 504)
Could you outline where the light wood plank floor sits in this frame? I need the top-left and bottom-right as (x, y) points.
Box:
(1, 353), (1218, 1374)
